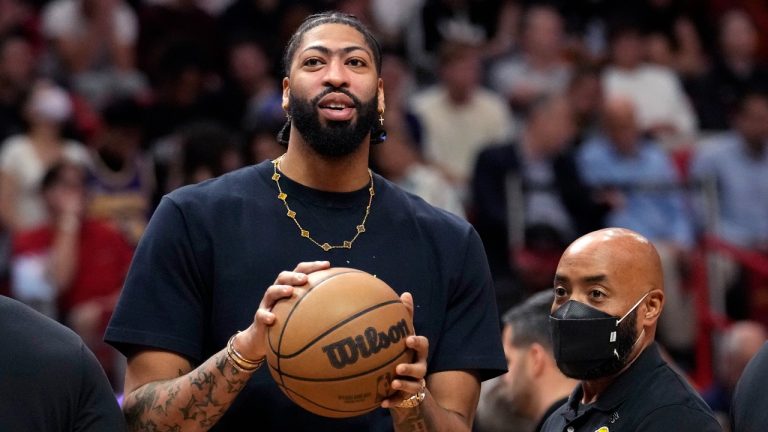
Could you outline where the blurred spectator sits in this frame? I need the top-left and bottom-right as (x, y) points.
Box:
(158, 121), (242, 195)
(243, 122), (283, 165)
(11, 162), (133, 389)
(0, 81), (90, 233)
(602, 22), (697, 148)
(86, 98), (153, 245)
(211, 38), (283, 132)
(0, 35), (36, 141)
(691, 91), (768, 249)
(0, 0), (41, 47)
(688, 10), (768, 131)
(488, 5), (571, 115)
(41, 0), (147, 109)
(371, 51), (464, 217)
(577, 96), (696, 361)
(370, 0), (426, 48)
(411, 40), (513, 197)
(142, 42), (215, 143)
(406, 0), (516, 81)
(565, 64), (603, 146)
(472, 95), (606, 290)
(476, 291), (577, 432)
(137, 0), (221, 86)
(703, 321), (766, 430)
(218, 0), (316, 67)
(372, 137), (465, 218)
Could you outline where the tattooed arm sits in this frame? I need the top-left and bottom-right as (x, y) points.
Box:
(123, 347), (251, 432)
(122, 261), (331, 432)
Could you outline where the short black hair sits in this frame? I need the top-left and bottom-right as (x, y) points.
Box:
(502, 290), (555, 352)
(282, 11), (382, 76)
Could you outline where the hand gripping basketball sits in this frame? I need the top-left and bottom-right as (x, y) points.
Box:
(235, 261), (333, 365)
(381, 292), (430, 409)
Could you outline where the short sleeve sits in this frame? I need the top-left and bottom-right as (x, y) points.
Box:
(428, 227), (507, 381)
(74, 344), (127, 431)
(0, 138), (23, 175)
(637, 405), (722, 432)
(63, 142), (91, 168)
(105, 196), (208, 362)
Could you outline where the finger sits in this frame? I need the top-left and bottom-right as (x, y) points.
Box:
(406, 335), (429, 360)
(400, 292), (414, 318)
(390, 377), (424, 395)
(274, 270), (309, 287)
(395, 361), (427, 381)
(292, 260), (330, 274)
(260, 284), (294, 309)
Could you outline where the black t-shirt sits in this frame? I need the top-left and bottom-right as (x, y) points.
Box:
(732, 342), (768, 432)
(540, 343), (722, 432)
(0, 295), (126, 431)
(106, 160), (506, 431)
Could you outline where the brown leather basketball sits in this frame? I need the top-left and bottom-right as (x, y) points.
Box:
(266, 267), (414, 418)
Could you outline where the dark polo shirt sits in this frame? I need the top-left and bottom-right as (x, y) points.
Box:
(540, 343), (722, 432)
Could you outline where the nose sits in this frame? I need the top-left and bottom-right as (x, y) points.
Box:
(322, 58), (349, 88)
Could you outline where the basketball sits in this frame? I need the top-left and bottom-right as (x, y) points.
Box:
(266, 267), (414, 418)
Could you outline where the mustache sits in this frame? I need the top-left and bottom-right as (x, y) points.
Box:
(311, 86), (362, 108)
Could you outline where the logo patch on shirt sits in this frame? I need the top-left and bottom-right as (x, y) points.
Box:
(595, 427), (609, 432)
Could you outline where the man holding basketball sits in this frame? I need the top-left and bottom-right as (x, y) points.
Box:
(541, 228), (721, 431)
(106, 12), (506, 432)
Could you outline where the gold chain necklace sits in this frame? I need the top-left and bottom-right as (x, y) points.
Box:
(271, 155), (374, 251)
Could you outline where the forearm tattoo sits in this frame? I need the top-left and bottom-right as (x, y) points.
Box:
(393, 405), (429, 432)
(124, 350), (251, 432)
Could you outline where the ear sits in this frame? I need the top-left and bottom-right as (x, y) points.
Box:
(282, 77), (290, 111)
(528, 343), (547, 378)
(377, 78), (385, 114)
(642, 289), (664, 326)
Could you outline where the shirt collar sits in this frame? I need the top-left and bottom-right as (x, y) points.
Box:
(561, 342), (664, 420)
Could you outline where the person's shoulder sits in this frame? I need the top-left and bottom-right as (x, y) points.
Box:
(0, 134), (30, 155)
(165, 164), (263, 210)
(380, 176), (471, 235)
(0, 296), (85, 359)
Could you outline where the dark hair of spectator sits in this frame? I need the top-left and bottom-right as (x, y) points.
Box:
(102, 98), (145, 128)
(179, 122), (237, 182)
(502, 290), (556, 352)
(281, 11), (382, 76)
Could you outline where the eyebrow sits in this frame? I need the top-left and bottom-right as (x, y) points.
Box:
(554, 274), (608, 284)
(301, 45), (372, 59)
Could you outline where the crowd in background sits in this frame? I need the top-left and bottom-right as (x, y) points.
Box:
(0, 0), (767, 429)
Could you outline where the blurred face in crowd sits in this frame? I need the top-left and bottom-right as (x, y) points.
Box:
(44, 164), (86, 217)
(602, 97), (640, 155)
(735, 95), (768, 148)
(440, 47), (481, 103)
(568, 72), (602, 128)
(0, 37), (34, 85)
(529, 97), (575, 156)
(720, 10), (757, 61)
(283, 23), (384, 157)
(611, 31), (645, 69)
(501, 325), (537, 419)
(523, 6), (564, 58)
(645, 33), (674, 68)
(230, 42), (270, 86)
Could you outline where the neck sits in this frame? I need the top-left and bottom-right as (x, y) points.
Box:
(581, 340), (649, 403)
(281, 132), (371, 192)
(30, 126), (61, 145)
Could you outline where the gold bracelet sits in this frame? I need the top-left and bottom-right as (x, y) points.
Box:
(226, 332), (265, 373)
(394, 379), (427, 408)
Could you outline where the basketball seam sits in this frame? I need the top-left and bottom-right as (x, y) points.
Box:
(273, 269), (364, 389)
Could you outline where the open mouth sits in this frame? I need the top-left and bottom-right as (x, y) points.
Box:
(318, 93), (356, 121)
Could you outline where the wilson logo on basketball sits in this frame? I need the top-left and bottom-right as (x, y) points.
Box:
(322, 319), (410, 369)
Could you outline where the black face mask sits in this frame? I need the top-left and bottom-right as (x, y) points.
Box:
(548, 293), (649, 380)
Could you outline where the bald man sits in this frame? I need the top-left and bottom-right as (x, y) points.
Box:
(540, 228), (722, 432)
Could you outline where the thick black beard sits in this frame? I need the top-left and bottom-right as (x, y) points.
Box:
(289, 87), (378, 158)
(569, 309), (639, 380)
